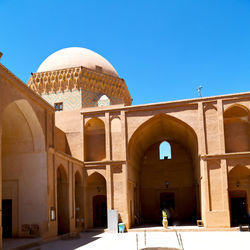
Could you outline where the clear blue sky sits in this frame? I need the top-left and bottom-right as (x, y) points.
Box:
(1, 0), (250, 105)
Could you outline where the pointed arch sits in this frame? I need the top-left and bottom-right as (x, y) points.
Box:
(128, 113), (200, 226)
(224, 104), (249, 153)
(1, 99), (46, 237)
(86, 172), (107, 228)
(228, 165), (250, 226)
(224, 104), (249, 118)
(84, 118), (106, 161)
(128, 113), (198, 165)
(2, 99), (45, 154)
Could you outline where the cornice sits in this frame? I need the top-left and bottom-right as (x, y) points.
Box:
(81, 91), (250, 115)
(201, 152), (250, 160)
(28, 66), (132, 105)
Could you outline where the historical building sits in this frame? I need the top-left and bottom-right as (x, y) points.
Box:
(0, 47), (249, 246)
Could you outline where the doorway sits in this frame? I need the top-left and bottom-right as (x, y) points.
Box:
(160, 192), (175, 225)
(230, 196), (248, 226)
(93, 195), (107, 227)
(2, 199), (12, 238)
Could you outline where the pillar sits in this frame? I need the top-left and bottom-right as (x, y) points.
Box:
(198, 102), (208, 224)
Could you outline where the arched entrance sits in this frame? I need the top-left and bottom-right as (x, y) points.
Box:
(1, 100), (46, 237)
(228, 165), (250, 226)
(128, 114), (200, 226)
(57, 166), (69, 235)
(86, 172), (107, 228)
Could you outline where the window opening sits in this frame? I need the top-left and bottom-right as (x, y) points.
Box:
(98, 95), (110, 107)
(55, 102), (63, 111)
(95, 65), (103, 73)
(159, 141), (171, 160)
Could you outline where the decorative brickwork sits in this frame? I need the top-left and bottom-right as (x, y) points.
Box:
(42, 90), (81, 111)
(28, 66), (132, 109)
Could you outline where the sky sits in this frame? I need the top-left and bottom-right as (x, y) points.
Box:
(1, 0), (250, 105)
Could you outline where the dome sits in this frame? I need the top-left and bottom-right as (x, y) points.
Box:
(37, 47), (118, 77)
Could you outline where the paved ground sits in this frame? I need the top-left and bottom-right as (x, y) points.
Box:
(3, 230), (250, 250)
(22, 231), (250, 250)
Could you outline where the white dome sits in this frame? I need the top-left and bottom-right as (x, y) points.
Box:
(37, 47), (118, 77)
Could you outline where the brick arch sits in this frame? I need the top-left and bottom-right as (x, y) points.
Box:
(128, 113), (200, 226)
(85, 172), (107, 228)
(84, 118), (106, 161)
(2, 99), (45, 153)
(224, 104), (249, 153)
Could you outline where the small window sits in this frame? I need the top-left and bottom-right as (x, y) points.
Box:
(95, 65), (103, 73)
(55, 102), (63, 111)
(159, 141), (171, 160)
(98, 95), (110, 107)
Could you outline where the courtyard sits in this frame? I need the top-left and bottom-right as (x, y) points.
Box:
(3, 229), (250, 250)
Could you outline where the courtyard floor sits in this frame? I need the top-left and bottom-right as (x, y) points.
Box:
(3, 230), (250, 250)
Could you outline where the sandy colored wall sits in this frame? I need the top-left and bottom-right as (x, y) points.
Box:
(55, 127), (71, 155)
(55, 110), (83, 161)
(47, 150), (83, 237)
(2, 152), (48, 236)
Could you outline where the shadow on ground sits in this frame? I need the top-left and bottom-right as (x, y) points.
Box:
(3, 232), (102, 250)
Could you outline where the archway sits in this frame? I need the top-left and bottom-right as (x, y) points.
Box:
(75, 171), (83, 229)
(224, 105), (249, 153)
(86, 172), (107, 228)
(84, 118), (106, 161)
(228, 165), (250, 226)
(57, 165), (69, 235)
(128, 114), (200, 226)
(1, 100), (46, 237)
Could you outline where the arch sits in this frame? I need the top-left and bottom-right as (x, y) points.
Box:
(128, 113), (200, 226)
(228, 165), (250, 226)
(224, 105), (249, 153)
(75, 171), (83, 229)
(86, 172), (107, 228)
(75, 170), (83, 184)
(57, 165), (68, 182)
(204, 103), (217, 113)
(98, 95), (110, 107)
(128, 113), (198, 165)
(229, 165), (250, 178)
(57, 165), (69, 235)
(159, 141), (171, 160)
(2, 99), (45, 154)
(1, 99), (46, 238)
(224, 104), (249, 118)
(84, 118), (106, 161)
